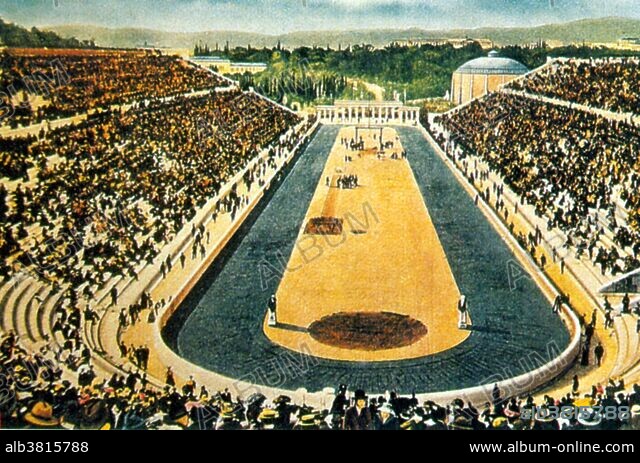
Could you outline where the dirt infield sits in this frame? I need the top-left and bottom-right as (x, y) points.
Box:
(164, 126), (570, 393)
(264, 127), (469, 361)
(320, 175), (340, 217)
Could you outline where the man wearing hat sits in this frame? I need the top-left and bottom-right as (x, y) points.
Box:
(491, 416), (510, 430)
(159, 401), (192, 430)
(67, 398), (114, 430)
(273, 395), (294, 428)
(531, 405), (560, 430)
(574, 407), (603, 430)
(629, 384), (640, 406)
(422, 403), (449, 430)
(594, 343), (605, 367)
(255, 408), (281, 430)
(457, 295), (469, 329)
(267, 294), (277, 327)
(293, 414), (319, 430)
(330, 384), (349, 416)
(22, 401), (62, 429)
(216, 405), (243, 430)
(376, 403), (399, 430)
(344, 389), (373, 430)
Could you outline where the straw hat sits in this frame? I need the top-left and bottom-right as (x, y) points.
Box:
(298, 414), (317, 428)
(24, 401), (60, 427)
(258, 408), (279, 423)
(492, 417), (509, 429)
(577, 407), (602, 428)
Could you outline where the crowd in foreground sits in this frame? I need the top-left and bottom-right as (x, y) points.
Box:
(1, 332), (639, 430)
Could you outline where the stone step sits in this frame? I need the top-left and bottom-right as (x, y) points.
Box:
(12, 278), (40, 345)
(610, 315), (636, 377)
(0, 279), (16, 333)
(2, 276), (32, 335)
(37, 289), (64, 348)
(26, 285), (49, 343)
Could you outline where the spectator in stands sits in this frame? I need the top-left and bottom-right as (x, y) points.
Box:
(510, 58), (640, 116)
(0, 48), (228, 129)
(435, 91), (640, 282)
(376, 403), (399, 430)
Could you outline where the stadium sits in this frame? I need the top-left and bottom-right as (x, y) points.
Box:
(1, 4), (640, 432)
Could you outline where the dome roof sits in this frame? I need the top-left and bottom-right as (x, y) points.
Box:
(455, 50), (528, 76)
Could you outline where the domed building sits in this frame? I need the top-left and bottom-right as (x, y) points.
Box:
(450, 50), (528, 106)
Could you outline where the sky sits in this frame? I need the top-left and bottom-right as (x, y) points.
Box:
(1, 0), (639, 34)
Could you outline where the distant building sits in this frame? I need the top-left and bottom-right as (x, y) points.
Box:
(450, 50), (528, 106)
(621, 37), (640, 45)
(615, 37), (640, 50)
(229, 62), (268, 74)
(522, 39), (548, 50)
(189, 56), (267, 75)
(391, 38), (493, 49)
(315, 100), (420, 125)
(190, 56), (231, 72)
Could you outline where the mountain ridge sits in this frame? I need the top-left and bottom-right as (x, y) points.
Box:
(43, 16), (640, 50)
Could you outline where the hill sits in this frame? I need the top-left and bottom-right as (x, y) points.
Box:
(0, 17), (91, 48)
(44, 17), (640, 49)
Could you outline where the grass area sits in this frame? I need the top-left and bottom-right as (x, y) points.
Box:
(198, 42), (640, 107)
(417, 98), (456, 114)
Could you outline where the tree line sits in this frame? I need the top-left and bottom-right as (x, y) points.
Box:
(0, 18), (94, 48)
(196, 41), (640, 101)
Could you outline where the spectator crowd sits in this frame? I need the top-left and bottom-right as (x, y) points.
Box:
(433, 92), (640, 278)
(0, 51), (313, 409)
(0, 87), (301, 291)
(508, 57), (640, 115)
(2, 332), (640, 430)
(0, 48), (229, 128)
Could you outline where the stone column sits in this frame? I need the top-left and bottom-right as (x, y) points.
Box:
(451, 78), (455, 103)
